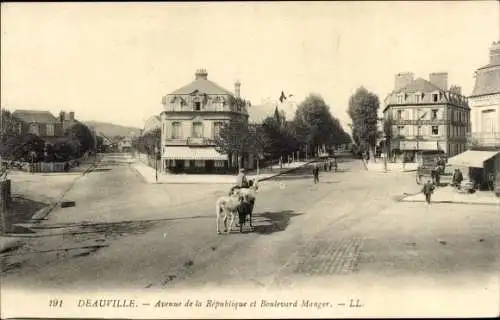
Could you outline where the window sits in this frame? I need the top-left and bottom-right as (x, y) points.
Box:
(192, 122), (203, 138)
(397, 110), (403, 120)
(396, 94), (405, 104)
(397, 125), (405, 136)
(431, 109), (438, 120)
(46, 124), (54, 136)
(194, 160), (205, 168)
(432, 126), (439, 135)
(194, 102), (201, 111)
(28, 123), (39, 135)
(213, 122), (224, 138)
(215, 160), (225, 168)
(171, 122), (182, 139)
(414, 93), (421, 103)
(432, 93), (439, 102)
(416, 125), (422, 136)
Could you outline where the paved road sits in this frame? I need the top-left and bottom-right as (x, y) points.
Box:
(1, 154), (498, 299)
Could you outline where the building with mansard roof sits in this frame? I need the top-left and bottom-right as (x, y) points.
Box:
(383, 72), (470, 160)
(160, 69), (254, 173)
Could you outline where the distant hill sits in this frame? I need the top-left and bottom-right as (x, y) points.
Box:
(83, 121), (141, 138)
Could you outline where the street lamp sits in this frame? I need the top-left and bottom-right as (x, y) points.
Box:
(154, 145), (158, 183)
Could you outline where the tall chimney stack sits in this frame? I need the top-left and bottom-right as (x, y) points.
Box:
(394, 72), (414, 90)
(234, 80), (241, 98)
(429, 72), (448, 90)
(194, 69), (208, 80)
(490, 41), (500, 65)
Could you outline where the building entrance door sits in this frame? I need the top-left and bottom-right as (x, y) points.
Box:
(206, 160), (214, 173)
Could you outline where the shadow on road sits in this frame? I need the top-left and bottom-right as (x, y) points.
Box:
(252, 210), (303, 235)
(23, 215), (216, 238)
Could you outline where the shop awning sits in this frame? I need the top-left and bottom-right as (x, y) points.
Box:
(162, 146), (228, 161)
(447, 150), (499, 168)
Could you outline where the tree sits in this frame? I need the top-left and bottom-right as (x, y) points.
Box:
(96, 136), (104, 152)
(260, 116), (300, 159)
(65, 122), (95, 156)
(347, 87), (380, 157)
(0, 109), (20, 144)
(293, 94), (348, 156)
(213, 118), (263, 169)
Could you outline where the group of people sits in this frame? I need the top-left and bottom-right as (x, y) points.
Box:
(312, 158), (337, 184)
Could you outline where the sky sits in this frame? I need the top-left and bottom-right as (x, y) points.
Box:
(1, 1), (499, 130)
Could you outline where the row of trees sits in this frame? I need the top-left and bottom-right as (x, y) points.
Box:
(347, 87), (383, 158)
(213, 94), (352, 166)
(0, 109), (96, 162)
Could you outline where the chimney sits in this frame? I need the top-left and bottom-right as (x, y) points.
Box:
(394, 72), (414, 90)
(234, 80), (241, 98)
(59, 111), (65, 122)
(429, 72), (448, 90)
(194, 68), (208, 80)
(69, 111), (75, 121)
(490, 41), (500, 65)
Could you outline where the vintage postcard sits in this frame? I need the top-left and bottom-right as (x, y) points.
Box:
(1, 1), (499, 319)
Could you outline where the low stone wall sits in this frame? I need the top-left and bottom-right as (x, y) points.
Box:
(0, 179), (12, 234)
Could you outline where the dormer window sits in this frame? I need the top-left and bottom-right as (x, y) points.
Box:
(432, 93), (439, 102)
(396, 93), (405, 104)
(194, 101), (201, 111)
(414, 92), (422, 103)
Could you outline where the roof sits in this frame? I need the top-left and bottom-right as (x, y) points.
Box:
(168, 79), (235, 96)
(143, 115), (161, 133)
(12, 110), (58, 124)
(393, 77), (442, 94)
(247, 104), (275, 124)
(471, 65), (500, 97)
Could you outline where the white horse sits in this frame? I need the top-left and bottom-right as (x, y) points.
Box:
(230, 179), (260, 231)
(215, 193), (244, 235)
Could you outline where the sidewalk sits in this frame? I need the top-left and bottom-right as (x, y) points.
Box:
(131, 160), (314, 184)
(1, 156), (101, 253)
(401, 185), (500, 206)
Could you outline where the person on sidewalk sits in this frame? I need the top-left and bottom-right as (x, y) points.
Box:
(452, 168), (464, 189)
(422, 180), (435, 205)
(313, 163), (320, 184)
(229, 168), (249, 195)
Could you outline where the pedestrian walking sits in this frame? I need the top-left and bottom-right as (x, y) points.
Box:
(324, 161), (328, 172)
(422, 180), (435, 205)
(328, 160), (333, 172)
(313, 163), (319, 184)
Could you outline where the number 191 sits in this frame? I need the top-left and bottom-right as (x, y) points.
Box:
(49, 299), (63, 307)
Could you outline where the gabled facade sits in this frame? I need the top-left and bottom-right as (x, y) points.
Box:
(160, 69), (252, 173)
(383, 72), (470, 160)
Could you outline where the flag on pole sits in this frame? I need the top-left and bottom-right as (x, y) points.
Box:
(279, 91), (287, 103)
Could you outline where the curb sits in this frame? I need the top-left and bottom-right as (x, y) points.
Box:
(400, 199), (499, 206)
(14, 160), (99, 227)
(131, 160), (314, 185)
(0, 238), (23, 254)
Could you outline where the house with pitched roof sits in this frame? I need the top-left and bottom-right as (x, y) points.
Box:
(11, 109), (78, 143)
(383, 72), (470, 160)
(160, 69), (252, 173)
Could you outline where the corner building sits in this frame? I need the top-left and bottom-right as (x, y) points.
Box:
(160, 69), (252, 173)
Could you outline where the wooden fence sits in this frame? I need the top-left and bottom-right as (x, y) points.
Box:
(3, 153), (89, 173)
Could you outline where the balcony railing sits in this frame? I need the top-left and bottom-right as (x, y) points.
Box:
(165, 137), (215, 146)
(467, 132), (500, 148)
(187, 137), (215, 146)
(163, 106), (248, 114)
